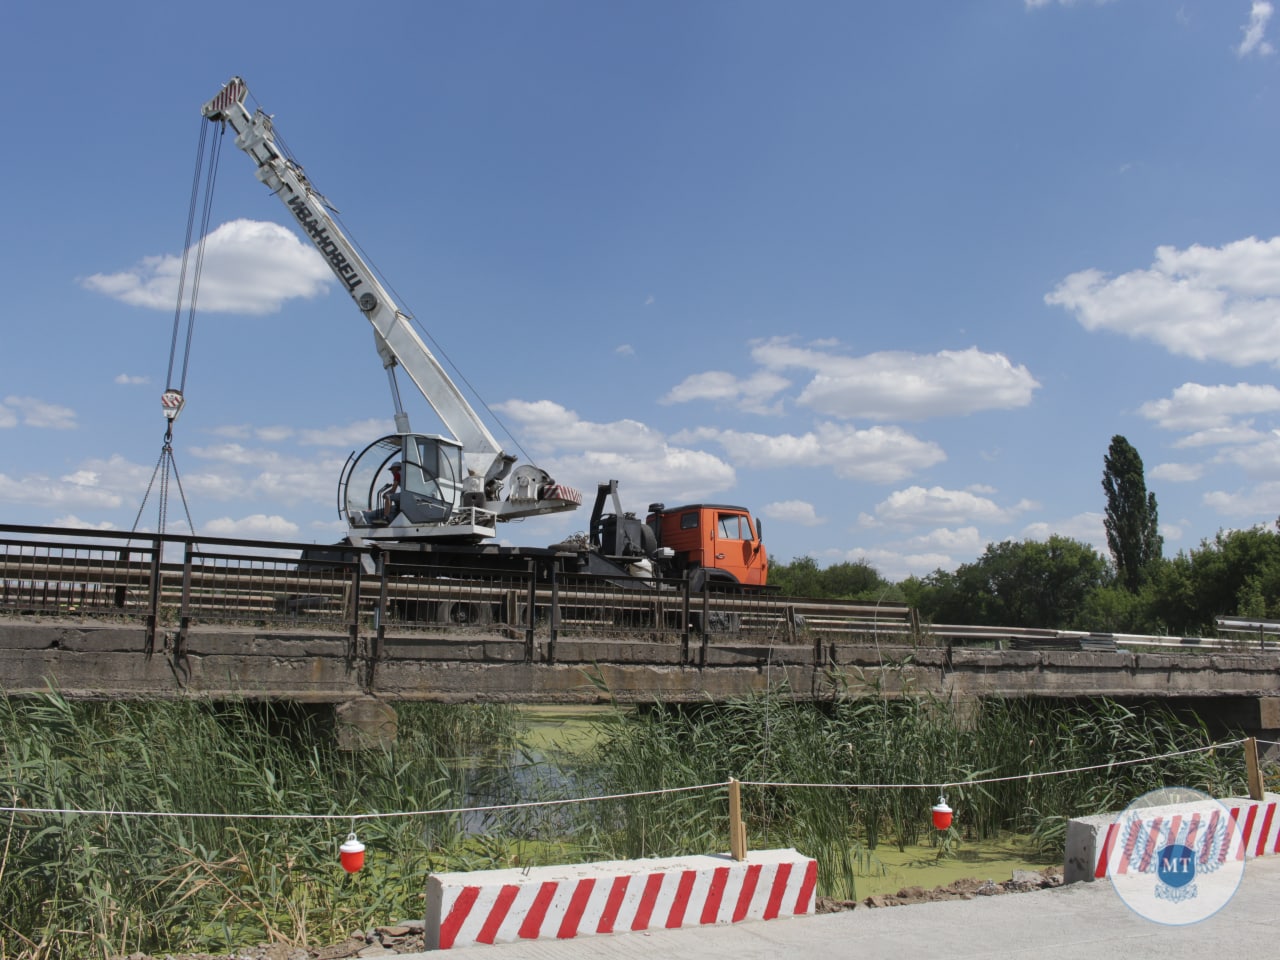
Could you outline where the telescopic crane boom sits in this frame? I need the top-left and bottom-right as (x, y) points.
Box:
(201, 77), (580, 545)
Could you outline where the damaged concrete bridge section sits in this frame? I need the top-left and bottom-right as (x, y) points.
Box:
(2, 621), (1279, 739)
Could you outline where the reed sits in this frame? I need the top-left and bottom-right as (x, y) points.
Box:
(0, 690), (1249, 959)
(565, 692), (1248, 899)
(0, 694), (519, 960)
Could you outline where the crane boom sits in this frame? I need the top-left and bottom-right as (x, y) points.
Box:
(201, 77), (502, 472)
(200, 77), (579, 543)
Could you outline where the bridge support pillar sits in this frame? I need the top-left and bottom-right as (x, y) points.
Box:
(334, 696), (398, 751)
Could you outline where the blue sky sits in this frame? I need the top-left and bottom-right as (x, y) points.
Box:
(4, 1), (1280, 580)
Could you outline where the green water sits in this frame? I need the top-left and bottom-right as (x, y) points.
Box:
(854, 835), (1056, 897)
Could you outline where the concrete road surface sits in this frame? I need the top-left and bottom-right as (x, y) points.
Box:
(399, 854), (1280, 958)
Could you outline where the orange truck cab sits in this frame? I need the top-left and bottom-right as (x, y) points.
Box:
(647, 502), (768, 590)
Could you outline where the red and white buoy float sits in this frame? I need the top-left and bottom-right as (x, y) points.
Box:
(340, 832), (366, 873)
(931, 796), (953, 830)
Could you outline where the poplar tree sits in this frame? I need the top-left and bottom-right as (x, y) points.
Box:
(1102, 435), (1162, 591)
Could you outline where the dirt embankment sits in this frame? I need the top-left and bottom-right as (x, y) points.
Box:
(819, 866), (1063, 911)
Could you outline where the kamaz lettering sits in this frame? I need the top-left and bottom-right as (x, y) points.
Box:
(286, 196), (364, 293)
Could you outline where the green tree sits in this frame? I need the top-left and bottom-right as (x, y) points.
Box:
(1145, 523), (1280, 635)
(770, 556), (823, 597)
(1102, 435), (1162, 590)
(770, 556), (890, 600)
(909, 536), (1109, 628)
(818, 560), (889, 599)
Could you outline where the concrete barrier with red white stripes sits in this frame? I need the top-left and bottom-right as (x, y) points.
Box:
(1064, 792), (1280, 884)
(424, 848), (817, 950)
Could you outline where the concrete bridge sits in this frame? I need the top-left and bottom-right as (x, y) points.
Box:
(3, 522), (1279, 746)
(2, 616), (1278, 747)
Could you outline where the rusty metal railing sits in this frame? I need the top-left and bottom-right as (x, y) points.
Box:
(0, 524), (919, 669)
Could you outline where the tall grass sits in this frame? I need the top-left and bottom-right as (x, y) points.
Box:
(564, 692), (1248, 900)
(0, 695), (520, 960)
(0, 690), (1251, 958)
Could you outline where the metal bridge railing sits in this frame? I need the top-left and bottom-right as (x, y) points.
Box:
(0, 524), (918, 665)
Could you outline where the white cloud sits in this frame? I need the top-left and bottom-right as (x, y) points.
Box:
(870, 485), (1036, 526)
(187, 442), (277, 468)
(81, 219), (332, 315)
(1024, 0), (1116, 7)
(183, 444), (344, 506)
(1018, 511), (1107, 553)
(0, 471), (124, 510)
(203, 514), (301, 540)
(615, 344), (635, 356)
(3, 396), (76, 430)
(1150, 462), (1206, 483)
(903, 526), (985, 555)
(839, 545), (959, 582)
(51, 515), (119, 531)
(676, 423), (946, 484)
(114, 374), (150, 385)
(549, 448), (736, 506)
(1173, 425), (1268, 448)
(661, 369), (791, 415)
(1238, 1), (1275, 58)
(762, 500), (824, 526)
(1140, 382), (1280, 431)
(1213, 433), (1280, 477)
(297, 418), (395, 448)
(1046, 237), (1280, 366)
(498, 400), (670, 455)
(750, 339), (1038, 420)
(844, 526), (988, 580)
(491, 399), (737, 504)
(1203, 480), (1280, 517)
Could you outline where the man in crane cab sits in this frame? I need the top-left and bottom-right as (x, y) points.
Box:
(376, 462), (402, 522)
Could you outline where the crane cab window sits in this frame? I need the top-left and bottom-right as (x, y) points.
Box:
(680, 512), (699, 530)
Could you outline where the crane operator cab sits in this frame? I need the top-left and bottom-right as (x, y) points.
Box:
(340, 433), (498, 543)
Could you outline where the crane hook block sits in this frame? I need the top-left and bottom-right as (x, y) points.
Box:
(162, 389), (185, 423)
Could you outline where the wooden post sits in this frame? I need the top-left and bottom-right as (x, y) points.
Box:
(728, 778), (747, 861)
(1245, 736), (1265, 801)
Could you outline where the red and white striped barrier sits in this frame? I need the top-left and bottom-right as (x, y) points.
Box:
(1064, 792), (1280, 884)
(424, 848), (817, 950)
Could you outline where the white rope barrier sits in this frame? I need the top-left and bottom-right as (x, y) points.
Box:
(742, 740), (1244, 791)
(0, 739), (1249, 823)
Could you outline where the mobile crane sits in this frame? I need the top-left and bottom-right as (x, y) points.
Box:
(201, 77), (582, 549)
(199, 77), (767, 591)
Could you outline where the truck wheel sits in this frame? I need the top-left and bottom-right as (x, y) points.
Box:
(435, 601), (494, 625)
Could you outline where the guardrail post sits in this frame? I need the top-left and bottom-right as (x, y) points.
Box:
(728, 777), (747, 861)
(679, 574), (691, 664)
(347, 558), (362, 652)
(524, 560), (537, 663)
(371, 552), (388, 694)
(699, 589), (711, 667)
(176, 541), (193, 661)
(1246, 736), (1265, 801)
(144, 536), (163, 657)
(547, 565), (559, 663)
